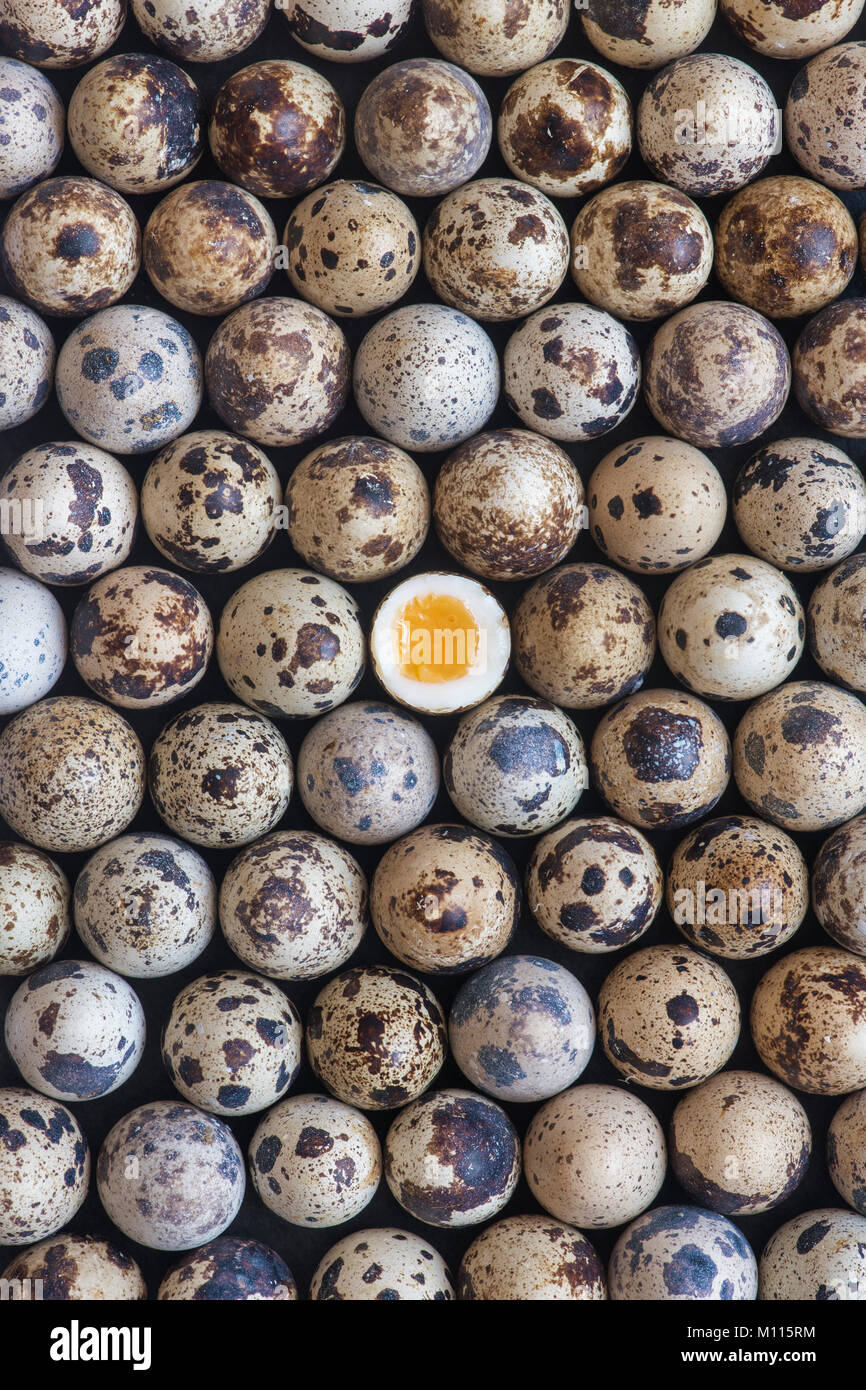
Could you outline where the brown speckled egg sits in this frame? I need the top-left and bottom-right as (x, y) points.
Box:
(158, 1237), (296, 1301)
(0, 1088), (88, 1245)
(734, 438), (866, 572)
(0, 696), (144, 853)
(458, 1214), (606, 1301)
(148, 702), (293, 849)
(355, 59), (492, 198)
(610, 1205), (758, 1300)
(571, 181), (712, 322)
(2, 1233), (146, 1300)
(286, 436), (429, 583)
(751, 946), (866, 1094)
(0, 0), (124, 67)
(0, 842), (70, 976)
(0, 295), (54, 431)
(525, 1084), (666, 1227)
(219, 829), (368, 981)
(794, 299), (866, 438)
(210, 60), (344, 199)
(249, 1093), (381, 1227)
(504, 304), (640, 442)
(161, 969), (302, 1116)
(205, 297), (349, 448)
(131, 0), (270, 62)
(423, 0), (567, 77)
(809, 555), (866, 691)
(670, 1070), (812, 1215)
(284, 0), (413, 62)
(424, 179), (569, 322)
(786, 43), (866, 190)
(813, 814), (866, 955)
(0, 59), (64, 197)
(498, 58), (631, 199)
(644, 301), (790, 448)
(581, 0), (715, 68)
(828, 1090), (866, 1213)
(723, 0), (864, 57)
(733, 680), (866, 832)
(284, 180), (419, 319)
(760, 1208), (866, 1300)
(306, 964), (447, 1110)
(310, 1227), (454, 1299)
(599, 944), (741, 1090)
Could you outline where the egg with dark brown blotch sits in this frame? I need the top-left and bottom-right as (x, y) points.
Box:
(734, 438), (866, 572)
(813, 814), (866, 955)
(310, 1227), (454, 1299)
(722, 0), (864, 57)
(0, 59), (64, 197)
(827, 1090), (866, 1214)
(423, 0), (568, 77)
(809, 555), (866, 691)
(760, 1208), (866, 1300)
(458, 1215), (606, 1301)
(131, 0), (270, 62)
(786, 42), (866, 190)
(158, 1237), (296, 1301)
(0, 1088), (88, 1245)
(0, 296), (54, 431)
(794, 299), (866, 438)
(0, 0), (125, 67)
(283, 0), (412, 61)
(609, 1206), (758, 1300)
(581, 0), (715, 68)
(751, 946), (866, 1094)
(0, 842), (70, 976)
(2, 1234), (145, 1300)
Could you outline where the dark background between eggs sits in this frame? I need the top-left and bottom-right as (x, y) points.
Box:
(1, 0), (866, 1301)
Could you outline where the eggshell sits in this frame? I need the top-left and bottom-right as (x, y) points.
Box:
(759, 1208), (866, 1299)
(809, 554), (866, 691)
(0, 1087), (89, 1244)
(458, 1215), (606, 1300)
(0, 295), (54, 430)
(2, 1234), (146, 1299)
(722, 0), (864, 56)
(609, 1206), (758, 1300)
(734, 437), (866, 571)
(249, 1093), (381, 1226)
(158, 1238), (296, 1301)
(0, 842), (70, 977)
(0, 569), (66, 713)
(751, 946), (866, 1094)
(827, 1089), (866, 1214)
(0, 58), (64, 197)
(794, 299), (866, 438)
(131, 0), (270, 62)
(284, 0), (413, 61)
(310, 1228), (454, 1299)
(813, 813), (866, 954)
(581, 0), (715, 68)
(786, 42), (866, 190)
(423, 0), (568, 77)
(0, 0), (124, 67)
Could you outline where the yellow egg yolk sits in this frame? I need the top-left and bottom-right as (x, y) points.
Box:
(394, 592), (481, 683)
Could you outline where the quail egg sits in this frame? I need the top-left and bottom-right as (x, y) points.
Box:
(0, 1088), (88, 1245)
(0, 58), (63, 198)
(310, 1228), (454, 1300)
(0, 842), (69, 977)
(2, 1234), (146, 1300)
(786, 43), (866, 190)
(827, 1089), (866, 1214)
(610, 1206), (758, 1301)
(423, 0), (567, 77)
(249, 1093), (381, 1227)
(752, 946), (866, 1094)
(734, 437), (866, 571)
(130, 0), (270, 62)
(813, 813), (866, 954)
(283, 0), (413, 60)
(760, 1209), (866, 1300)
(458, 1215), (606, 1301)
(0, 295), (54, 431)
(809, 554), (866, 690)
(794, 299), (866, 438)
(0, 569), (66, 714)
(158, 1238), (296, 1301)
(581, 0), (715, 68)
(722, 0), (864, 56)
(0, 0), (124, 66)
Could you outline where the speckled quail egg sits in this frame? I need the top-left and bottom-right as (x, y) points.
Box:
(449, 955), (595, 1102)
(310, 1227), (454, 1299)
(355, 59), (492, 197)
(0, 1088), (88, 1245)
(599, 945), (741, 1090)
(809, 555), (866, 690)
(828, 1089), (866, 1213)
(97, 1101), (245, 1251)
(210, 60), (344, 198)
(0, 59), (64, 197)
(158, 1237), (296, 1301)
(794, 299), (866, 438)
(283, 180), (419, 319)
(751, 946), (866, 1094)
(760, 1208), (866, 1300)
(813, 813), (866, 954)
(286, 436), (429, 584)
(0, 570), (66, 714)
(384, 1088), (520, 1227)
(525, 1084), (666, 1228)
(667, 815), (809, 959)
(424, 179), (569, 322)
(142, 431), (279, 575)
(5, 959), (145, 1102)
(283, 0), (413, 61)
(0, 0), (124, 67)
(205, 297), (349, 448)
(68, 54), (204, 195)
(0, 696), (144, 853)
(733, 680), (866, 832)
(161, 969), (301, 1116)
(423, 0), (567, 77)
(249, 1093), (381, 1227)
(458, 1214), (606, 1301)
(433, 429), (582, 583)
(498, 58), (631, 199)
(786, 43), (866, 190)
(297, 702), (438, 845)
(0, 296), (53, 430)
(610, 1206), (758, 1301)
(581, 0), (715, 68)
(2, 1234), (146, 1300)
(670, 1070), (812, 1215)
(131, 0), (270, 62)
(306, 964), (446, 1110)
(723, 0), (864, 56)
(0, 843), (69, 977)
(644, 301), (790, 448)
(734, 438), (866, 572)
(74, 833), (215, 979)
(504, 304), (640, 442)
(149, 703), (293, 849)
(144, 181), (275, 318)
(371, 824), (520, 975)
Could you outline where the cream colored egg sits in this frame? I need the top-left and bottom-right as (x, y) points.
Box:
(827, 1090), (866, 1214)
(751, 946), (866, 1094)
(813, 814), (866, 954)
(760, 1209), (866, 1299)
(610, 1206), (758, 1300)
(809, 555), (866, 690)
(0, 569), (66, 714)
(2, 1234), (145, 1300)
(284, 0), (413, 61)
(0, 59), (64, 196)
(0, 1088), (88, 1245)
(131, 0), (270, 62)
(0, 295), (54, 430)
(310, 1228), (454, 1299)
(581, 0), (715, 68)
(423, 0), (568, 77)
(794, 299), (866, 437)
(786, 43), (866, 190)
(734, 438), (866, 571)
(0, 842), (70, 976)
(458, 1215), (606, 1301)
(0, 0), (124, 67)
(249, 1094), (381, 1227)
(723, 0), (864, 56)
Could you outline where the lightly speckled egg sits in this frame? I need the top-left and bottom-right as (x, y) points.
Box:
(0, 0), (124, 67)
(0, 842), (70, 977)
(219, 829), (368, 981)
(285, 436), (429, 584)
(794, 299), (866, 438)
(306, 964), (446, 1110)
(809, 555), (866, 690)
(0, 59), (64, 197)
(0, 695), (144, 853)
(2, 1234), (146, 1300)
(0, 1087), (88, 1245)
(813, 813), (866, 954)
(610, 1206), (758, 1301)
(283, 0), (413, 61)
(4, 959), (145, 1102)
(525, 1084), (666, 1228)
(458, 1215), (606, 1301)
(581, 0), (715, 68)
(0, 295), (54, 431)
(297, 701), (439, 846)
(733, 680), (866, 832)
(670, 1070), (812, 1214)
(74, 832), (216, 979)
(759, 1209), (866, 1300)
(371, 823), (519, 975)
(828, 1090), (866, 1213)
(526, 815), (662, 955)
(249, 1093), (381, 1227)
(722, 0), (864, 57)
(449, 955), (595, 1103)
(148, 702), (292, 849)
(354, 59), (491, 198)
(310, 1228), (454, 1299)
(599, 944), (741, 1090)
(97, 1101), (245, 1251)
(383, 1088), (520, 1227)
(0, 569), (66, 714)
(130, 0), (270, 62)
(161, 969), (301, 1116)
(423, 0), (568, 77)
(786, 43), (866, 191)
(158, 1238), (296, 1301)
(751, 945), (866, 1094)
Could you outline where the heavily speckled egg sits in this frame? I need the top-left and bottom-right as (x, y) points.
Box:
(0, 570), (66, 714)
(498, 58), (631, 199)
(751, 946), (866, 1094)
(158, 1237), (296, 1301)
(68, 54), (203, 195)
(297, 701), (438, 845)
(131, 0), (270, 62)
(458, 1214), (606, 1300)
(306, 964), (446, 1110)
(0, 0), (124, 67)
(2, 1233), (145, 1300)
(760, 1208), (866, 1299)
(610, 1205), (758, 1300)
(384, 1088), (520, 1226)
(310, 1227), (454, 1299)
(0, 295), (53, 430)
(0, 1088), (88, 1244)
(599, 944), (741, 1089)
(354, 59), (491, 197)
(0, 59), (64, 197)
(794, 299), (866, 438)
(0, 843), (69, 977)
(283, 0), (413, 61)
(286, 436), (429, 583)
(423, 0), (567, 77)
(786, 43), (866, 190)
(722, 0), (864, 57)
(581, 0), (715, 68)
(219, 830), (367, 981)
(809, 554), (866, 690)
(525, 1083), (666, 1228)
(828, 1090), (866, 1213)
(249, 1093), (381, 1227)
(161, 969), (301, 1116)
(449, 955), (595, 1102)
(5, 959), (145, 1102)
(97, 1101), (245, 1251)
(813, 813), (866, 954)
(733, 680), (866, 832)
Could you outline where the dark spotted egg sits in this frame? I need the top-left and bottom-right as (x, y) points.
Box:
(581, 0), (715, 68)
(423, 0), (568, 78)
(458, 1214), (606, 1301)
(0, 58), (64, 197)
(158, 1237), (296, 1301)
(0, 294), (54, 431)
(310, 1227), (454, 1299)
(751, 946), (866, 1094)
(794, 298), (866, 438)
(759, 1208), (866, 1300)
(722, 0), (863, 57)
(0, 1086), (89, 1245)
(131, 0), (270, 63)
(283, 0), (414, 65)
(827, 1089), (866, 1215)
(0, 841), (70, 976)
(609, 1205), (758, 1300)
(785, 43), (866, 191)
(812, 812), (866, 955)
(2, 1233), (146, 1300)
(0, 0), (124, 67)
